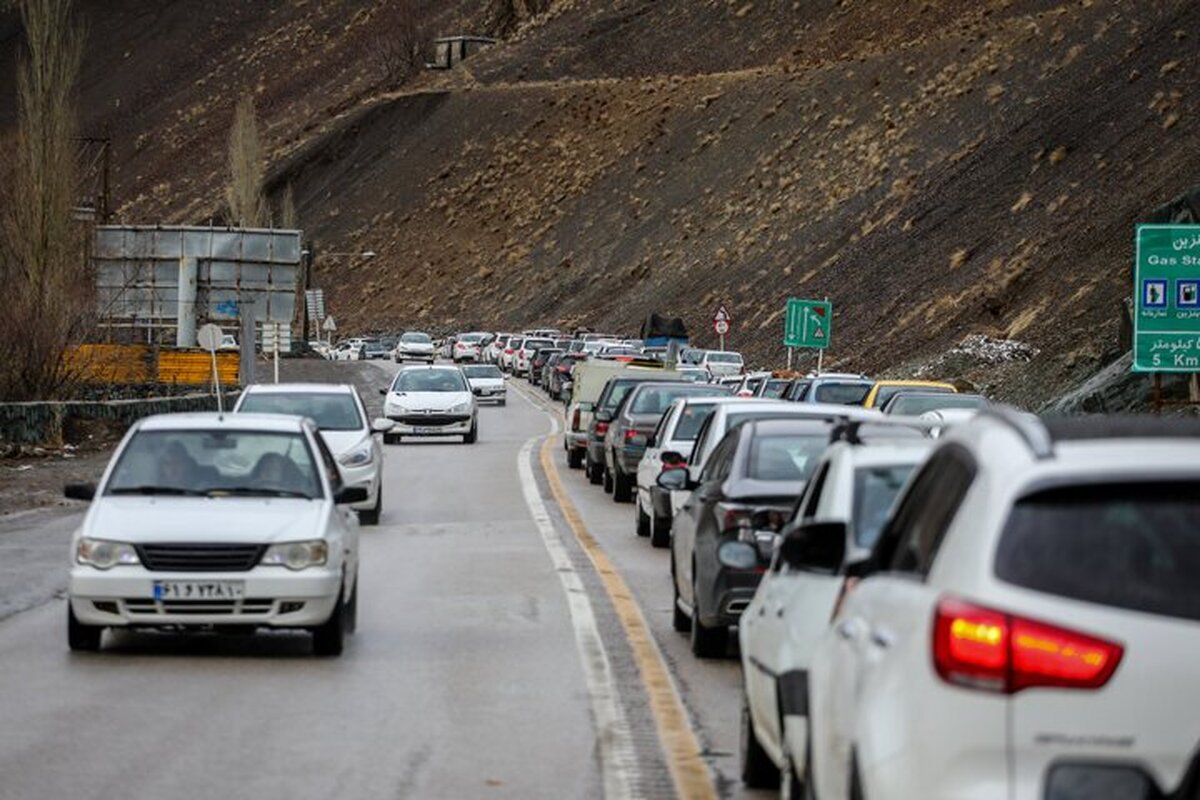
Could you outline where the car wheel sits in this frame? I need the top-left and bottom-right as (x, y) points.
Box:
(671, 562), (691, 633)
(383, 432), (400, 445)
(587, 456), (603, 485)
(498, 399), (507, 407)
(690, 573), (727, 658)
(602, 467), (614, 494)
(357, 487), (382, 525)
(567, 447), (584, 470)
(312, 585), (347, 657)
(612, 467), (633, 502)
(67, 604), (102, 652)
(463, 421), (478, 444)
(344, 576), (358, 634)
(650, 511), (672, 549)
(636, 500), (651, 537)
(741, 693), (780, 788)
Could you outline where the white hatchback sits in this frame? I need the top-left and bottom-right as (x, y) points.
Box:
(381, 365), (478, 443)
(64, 413), (362, 656)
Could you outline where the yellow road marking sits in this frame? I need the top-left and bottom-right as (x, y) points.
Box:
(538, 436), (719, 800)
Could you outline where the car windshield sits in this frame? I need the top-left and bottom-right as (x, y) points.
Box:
(674, 403), (718, 441)
(401, 332), (431, 344)
(237, 392), (364, 431)
(852, 464), (917, 548)
(995, 482), (1200, 623)
(885, 393), (988, 415)
(524, 339), (553, 350)
(747, 433), (828, 481)
(761, 380), (790, 399)
(629, 385), (724, 415)
(813, 382), (872, 405)
(459, 333), (486, 343)
(106, 429), (322, 499)
(462, 365), (503, 379)
(875, 384), (953, 407)
(708, 353), (743, 364)
(393, 369), (467, 392)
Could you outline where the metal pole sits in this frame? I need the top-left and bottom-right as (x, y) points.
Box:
(211, 349), (224, 413)
(817, 348), (824, 374)
(273, 322), (280, 384)
(786, 347), (793, 371)
(176, 256), (197, 348)
(719, 333), (725, 351)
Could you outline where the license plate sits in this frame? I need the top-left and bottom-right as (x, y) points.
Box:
(153, 581), (244, 601)
(413, 426), (443, 434)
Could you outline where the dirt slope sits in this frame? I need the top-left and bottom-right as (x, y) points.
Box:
(3, 0), (1198, 406)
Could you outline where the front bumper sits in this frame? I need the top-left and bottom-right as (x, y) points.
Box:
(339, 460), (380, 511)
(388, 414), (473, 435)
(397, 350), (434, 361)
(70, 565), (341, 628)
(473, 387), (507, 402)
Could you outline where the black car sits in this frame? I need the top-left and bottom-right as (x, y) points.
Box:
(528, 347), (563, 384)
(662, 417), (835, 657)
(585, 374), (677, 486)
(548, 352), (587, 401)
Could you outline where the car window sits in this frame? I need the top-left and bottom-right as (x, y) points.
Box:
(106, 429), (322, 498)
(885, 447), (976, 576)
(629, 384), (718, 415)
(875, 384), (953, 408)
(673, 403), (717, 441)
(761, 380), (790, 399)
(788, 380), (811, 401)
(393, 369), (467, 392)
(238, 392), (364, 431)
(995, 481), (1200, 623)
(884, 393), (987, 415)
(401, 332), (431, 343)
(707, 353), (743, 364)
(462, 365), (503, 379)
(746, 433), (827, 481)
(851, 464), (917, 548)
(311, 428), (343, 491)
(700, 430), (738, 483)
(652, 405), (675, 445)
(601, 380), (639, 412)
(795, 460), (831, 522)
(813, 382), (871, 405)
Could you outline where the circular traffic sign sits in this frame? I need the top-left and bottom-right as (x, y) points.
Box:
(714, 319), (730, 336)
(196, 323), (224, 352)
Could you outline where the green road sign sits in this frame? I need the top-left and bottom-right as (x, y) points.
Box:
(1133, 224), (1200, 372)
(783, 298), (832, 349)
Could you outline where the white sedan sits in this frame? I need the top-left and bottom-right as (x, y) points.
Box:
(461, 364), (507, 405)
(234, 383), (391, 524)
(64, 412), (362, 656)
(381, 365), (478, 444)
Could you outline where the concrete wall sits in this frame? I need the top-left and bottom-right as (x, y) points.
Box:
(0, 392), (241, 447)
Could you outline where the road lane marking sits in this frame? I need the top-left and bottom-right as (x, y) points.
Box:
(517, 433), (638, 800)
(535, 440), (719, 800)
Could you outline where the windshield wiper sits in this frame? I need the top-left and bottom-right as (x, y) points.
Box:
(200, 487), (314, 499)
(109, 485), (203, 496)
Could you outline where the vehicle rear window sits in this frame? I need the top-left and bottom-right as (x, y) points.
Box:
(238, 392), (363, 431)
(995, 482), (1200, 623)
(674, 403), (717, 441)
(630, 385), (724, 414)
(524, 339), (553, 350)
(852, 465), (916, 548)
(814, 382), (871, 405)
(462, 365), (502, 379)
(762, 380), (790, 399)
(874, 384), (953, 407)
(747, 434), (827, 481)
(708, 353), (743, 364)
(886, 394), (987, 416)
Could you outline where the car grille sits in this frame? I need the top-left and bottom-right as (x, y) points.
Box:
(123, 598), (275, 616)
(136, 543), (267, 572)
(390, 414), (470, 426)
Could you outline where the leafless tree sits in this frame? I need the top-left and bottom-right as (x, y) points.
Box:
(371, 0), (430, 88)
(0, 0), (92, 401)
(226, 95), (267, 228)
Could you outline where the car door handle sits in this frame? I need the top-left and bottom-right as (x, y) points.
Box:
(869, 628), (895, 649)
(837, 620), (861, 641)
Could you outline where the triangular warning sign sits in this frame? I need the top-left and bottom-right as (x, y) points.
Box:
(814, 327), (825, 339)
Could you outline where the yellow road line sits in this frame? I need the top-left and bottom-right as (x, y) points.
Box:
(538, 436), (719, 800)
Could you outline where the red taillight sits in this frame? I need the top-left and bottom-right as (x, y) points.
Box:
(572, 408), (581, 430)
(933, 597), (1123, 694)
(595, 421), (610, 435)
(505, 348), (514, 354)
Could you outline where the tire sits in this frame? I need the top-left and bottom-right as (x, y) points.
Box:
(357, 487), (381, 525)
(67, 604), (102, 652)
(463, 422), (478, 444)
(650, 512), (672, 549)
(312, 586), (346, 657)
(587, 456), (603, 485)
(602, 467), (614, 494)
(612, 467), (633, 502)
(636, 500), (651, 537)
(567, 447), (584, 470)
(741, 694), (780, 788)
(671, 556), (691, 632)
(690, 573), (728, 658)
(383, 432), (400, 445)
(498, 399), (507, 407)
(344, 577), (358, 634)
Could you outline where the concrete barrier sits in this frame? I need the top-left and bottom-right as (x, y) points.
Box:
(0, 391), (241, 448)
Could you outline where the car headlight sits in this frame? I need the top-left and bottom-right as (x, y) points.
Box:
(77, 538), (140, 570)
(260, 540), (328, 570)
(450, 401), (473, 414)
(338, 443), (374, 467)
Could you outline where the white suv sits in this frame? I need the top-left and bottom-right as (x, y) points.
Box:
(737, 426), (934, 794)
(65, 413), (362, 656)
(806, 411), (1200, 800)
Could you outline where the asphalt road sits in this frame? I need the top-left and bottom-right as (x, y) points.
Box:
(0, 360), (770, 800)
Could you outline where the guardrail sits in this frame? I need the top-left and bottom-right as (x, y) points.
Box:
(0, 391), (241, 447)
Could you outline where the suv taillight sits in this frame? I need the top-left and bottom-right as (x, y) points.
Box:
(715, 502), (753, 534)
(572, 408), (581, 430)
(933, 597), (1123, 694)
(594, 421), (610, 436)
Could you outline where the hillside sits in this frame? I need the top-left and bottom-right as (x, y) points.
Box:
(3, 0), (1199, 407)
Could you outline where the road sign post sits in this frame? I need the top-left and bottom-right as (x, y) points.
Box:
(196, 323), (224, 412)
(713, 305), (732, 351)
(783, 298), (832, 372)
(1133, 225), (1200, 374)
(322, 315), (337, 346)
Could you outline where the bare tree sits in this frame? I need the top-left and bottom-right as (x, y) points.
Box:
(226, 95), (266, 228)
(371, 1), (430, 88)
(0, 0), (91, 401)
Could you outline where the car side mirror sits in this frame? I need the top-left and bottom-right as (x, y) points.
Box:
(656, 467), (691, 491)
(64, 482), (96, 501)
(843, 557), (876, 579)
(779, 520), (848, 574)
(335, 486), (369, 505)
(371, 418), (394, 433)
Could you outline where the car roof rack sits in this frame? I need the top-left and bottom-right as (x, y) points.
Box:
(1042, 415), (1200, 443)
(977, 406), (1054, 460)
(828, 417), (934, 445)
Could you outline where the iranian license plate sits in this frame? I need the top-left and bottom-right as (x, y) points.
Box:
(153, 581), (244, 601)
(413, 426), (444, 434)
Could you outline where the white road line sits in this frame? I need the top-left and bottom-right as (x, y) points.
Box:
(517, 419), (638, 800)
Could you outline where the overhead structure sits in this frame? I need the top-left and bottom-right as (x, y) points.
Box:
(93, 225), (302, 347)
